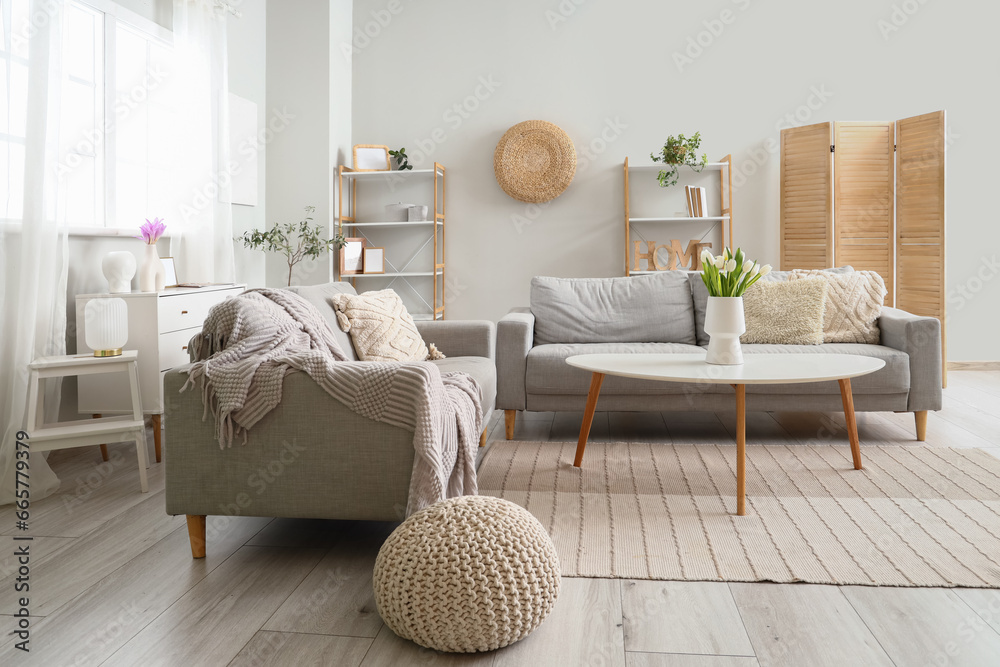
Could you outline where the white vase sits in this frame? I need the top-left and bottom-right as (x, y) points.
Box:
(139, 244), (166, 292)
(102, 251), (136, 294)
(705, 296), (746, 365)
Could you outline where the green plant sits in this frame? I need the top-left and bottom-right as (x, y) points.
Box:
(700, 247), (772, 297)
(237, 206), (346, 286)
(389, 147), (412, 171)
(650, 132), (708, 187)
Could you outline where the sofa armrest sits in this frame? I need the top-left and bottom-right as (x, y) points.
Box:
(497, 307), (534, 411)
(415, 320), (495, 361)
(878, 307), (942, 411)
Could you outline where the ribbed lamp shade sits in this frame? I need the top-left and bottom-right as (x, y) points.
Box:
(85, 298), (128, 357)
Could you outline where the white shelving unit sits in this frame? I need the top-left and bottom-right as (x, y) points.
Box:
(337, 163), (446, 320)
(624, 156), (733, 276)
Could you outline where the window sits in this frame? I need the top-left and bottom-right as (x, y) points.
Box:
(0, 0), (172, 228)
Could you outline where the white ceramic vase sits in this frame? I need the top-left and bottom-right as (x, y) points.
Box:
(102, 251), (136, 293)
(139, 244), (166, 292)
(704, 296), (745, 365)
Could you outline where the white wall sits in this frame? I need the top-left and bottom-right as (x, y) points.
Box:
(351, 0), (1000, 362)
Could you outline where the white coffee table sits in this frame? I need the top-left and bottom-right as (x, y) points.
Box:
(566, 353), (886, 515)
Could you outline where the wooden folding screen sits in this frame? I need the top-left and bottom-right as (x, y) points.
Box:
(833, 121), (895, 306)
(896, 111), (947, 375)
(779, 122), (834, 270)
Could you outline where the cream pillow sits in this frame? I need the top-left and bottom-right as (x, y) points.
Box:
(740, 279), (827, 345)
(790, 270), (886, 344)
(329, 290), (442, 362)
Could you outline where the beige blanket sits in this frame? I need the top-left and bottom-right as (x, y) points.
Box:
(181, 288), (481, 515)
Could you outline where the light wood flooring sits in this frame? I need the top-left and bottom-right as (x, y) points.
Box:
(2, 371), (999, 666)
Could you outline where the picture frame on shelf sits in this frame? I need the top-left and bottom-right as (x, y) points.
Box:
(352, 144), (390, 172)
(363, 248), (385, 274)
(340, 238), (366, 275)
(162, 257), (178, 288)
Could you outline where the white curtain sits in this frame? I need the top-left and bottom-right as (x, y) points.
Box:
(0, 0), (68, 503)
(168, 0), (234, 284)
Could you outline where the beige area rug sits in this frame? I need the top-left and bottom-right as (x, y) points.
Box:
(477, 441), (1000, 587)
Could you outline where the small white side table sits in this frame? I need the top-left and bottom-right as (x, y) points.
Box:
(27, 351), (149, 493)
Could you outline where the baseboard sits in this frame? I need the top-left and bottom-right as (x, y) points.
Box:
(947, 361), (1000, 371)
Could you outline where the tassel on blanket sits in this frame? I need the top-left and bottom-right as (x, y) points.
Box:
(427, 343), (445, 361)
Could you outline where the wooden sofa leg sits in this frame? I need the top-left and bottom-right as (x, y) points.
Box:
(186, 515), (207, 559)
(914, 411), (928, 442)
(480, 427), (487, 447)
(505, 410), (516, 440)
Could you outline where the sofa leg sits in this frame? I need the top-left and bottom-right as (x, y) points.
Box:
(479, 427), (487, 447)
(186, 515), (206, 559)
(914, 411), (928, 442)
(505, 410), (516, 440)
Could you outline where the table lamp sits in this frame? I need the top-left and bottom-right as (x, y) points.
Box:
(84, 298), (128, 357)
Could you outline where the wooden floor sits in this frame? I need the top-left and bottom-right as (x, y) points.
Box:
(2, 371), (999, 666)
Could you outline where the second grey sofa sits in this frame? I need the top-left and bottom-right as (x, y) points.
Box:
(497, 270), (941, 440)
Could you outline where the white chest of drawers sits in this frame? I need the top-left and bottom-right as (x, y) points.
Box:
(75, 284), (246, 460)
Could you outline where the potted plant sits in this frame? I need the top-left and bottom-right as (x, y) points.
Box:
(389, 147), (412, 171)
(700, 247), (771, 365)
(237, 206), (346, 286)
(650, 132), (708, 187)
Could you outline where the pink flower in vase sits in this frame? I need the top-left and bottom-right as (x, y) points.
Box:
(136, 218), (166, 245)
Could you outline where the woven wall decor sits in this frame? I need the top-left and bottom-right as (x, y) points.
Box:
(493, 120), (577, 203)
(373, 495), (562, 653)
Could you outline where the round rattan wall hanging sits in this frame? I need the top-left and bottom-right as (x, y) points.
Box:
(493, 120), (576, 203)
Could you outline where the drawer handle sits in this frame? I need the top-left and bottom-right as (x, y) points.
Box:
(182, 345), (188, 351)
(181, 310), (189, 314)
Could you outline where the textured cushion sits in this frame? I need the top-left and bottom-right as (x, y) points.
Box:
(741, 279), (827, 345)
(431, 356), (497, 413)
(531, 272), (696, 345)
(373, 495), (561, 653)
(329, 289), (431, 362)
(525, 342), (721, 395)
(790, 270), (886, 344)
(286, 282), (359, 360)
(742, 343), (909, 394)
(689, 267), (854, 346)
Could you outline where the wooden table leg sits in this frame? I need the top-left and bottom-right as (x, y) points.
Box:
(735, 384), (746, 516)
(838, 378), (863, 470)
(573, 372), (605, 468)
(152, 413), (162, 463)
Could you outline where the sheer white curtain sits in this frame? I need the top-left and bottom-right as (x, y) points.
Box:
(0, 0), (68, 503)
(167, 0), (235, 284)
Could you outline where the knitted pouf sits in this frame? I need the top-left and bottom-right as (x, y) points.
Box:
(373, 495), (561, 653)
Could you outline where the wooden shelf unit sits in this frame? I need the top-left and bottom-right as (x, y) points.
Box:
(623, 156), (733, 276)
(337, 163), (446, 320)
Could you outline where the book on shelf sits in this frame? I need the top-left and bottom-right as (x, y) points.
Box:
(698, 187), (709, 218)
(685, 186), (696, 217)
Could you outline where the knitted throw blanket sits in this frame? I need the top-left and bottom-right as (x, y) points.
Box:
(180, 288), (482, 515)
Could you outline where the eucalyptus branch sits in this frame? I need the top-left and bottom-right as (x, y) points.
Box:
(237, 205), (346, 286)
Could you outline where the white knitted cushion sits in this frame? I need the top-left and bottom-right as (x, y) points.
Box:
(373, 495), (562, 653)
(329, 289), (437, 362)
(790, 269), (887, 344)
(740, 278), (827, 345)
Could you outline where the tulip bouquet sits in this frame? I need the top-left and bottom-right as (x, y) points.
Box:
(700, 247), (771, 297)
(135, 218), (166, 245)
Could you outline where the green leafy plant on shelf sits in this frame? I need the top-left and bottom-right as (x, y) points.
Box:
(650, 132), (708, 187)
(389, 147), (412, 170)
(237, 206), (345, 286)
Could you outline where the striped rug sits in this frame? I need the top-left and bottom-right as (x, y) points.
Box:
(477, 441), (1000, 587)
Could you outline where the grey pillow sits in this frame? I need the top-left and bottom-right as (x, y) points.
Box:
(531, 272), (696, 345)
(286, 282), (360, 360)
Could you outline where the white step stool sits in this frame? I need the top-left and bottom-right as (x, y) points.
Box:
(27, 350), (149, 492)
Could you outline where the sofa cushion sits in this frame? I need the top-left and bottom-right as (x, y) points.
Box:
(525, 342), (723, 396)
(741, 279), (827, 345)
(741, 343), (909, 394)
(286, 283), (359, 360)
(329, 289), (433, 362)
(431, 356), (497, 414)
(689, 267), (855, 346)
(531, 272), (696, 345)
(789, 270), (887, 344)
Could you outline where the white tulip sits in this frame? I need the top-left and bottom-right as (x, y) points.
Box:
(725, 259), (737, 273)
(742, 260), (754, 274)
(701, 249), (714, 266)
(714, 256), (726, 269)
(759, 264), (772, 277)
(750, 263), (761, 278)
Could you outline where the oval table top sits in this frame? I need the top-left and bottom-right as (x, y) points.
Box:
(565, 353), (886, 385)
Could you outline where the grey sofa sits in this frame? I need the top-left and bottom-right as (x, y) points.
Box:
(497, 270), (941, 440)
(164, 282), (496, 557)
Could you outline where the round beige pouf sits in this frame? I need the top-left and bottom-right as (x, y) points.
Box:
(493, 120), (577, 203)
(373, 495), (561, 653)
